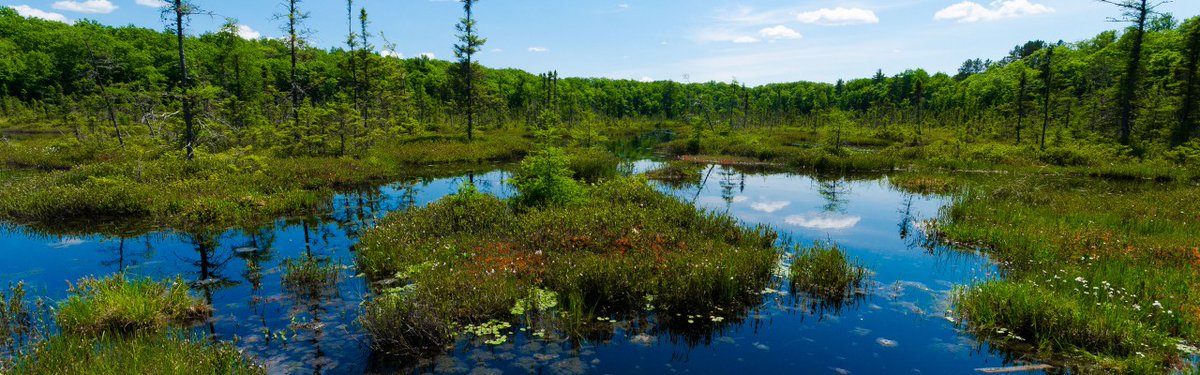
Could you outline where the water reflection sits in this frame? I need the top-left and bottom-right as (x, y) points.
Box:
(0, 165), (1029, 374)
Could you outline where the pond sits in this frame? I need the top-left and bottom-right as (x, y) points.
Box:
(0, 163), (1028, 374)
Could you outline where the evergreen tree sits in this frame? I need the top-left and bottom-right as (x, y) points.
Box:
(454, 0), (486, 141)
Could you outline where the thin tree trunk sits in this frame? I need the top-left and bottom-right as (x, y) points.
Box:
(174, 0), (195, 160)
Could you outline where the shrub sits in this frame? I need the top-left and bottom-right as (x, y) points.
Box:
(510, 147), (584, 207)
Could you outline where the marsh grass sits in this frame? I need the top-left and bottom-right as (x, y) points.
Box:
(644, 161), (704, 187)
(369, 130), (531, 166)
(954, 281), (1174, 373)
(56, 275), (208, 335)
(659, 125), (1198, 180)
(565, 147), (621, 182)
(889, 174), (959, 195)
(2, 275), (260, 374)
(0, 130), (534, 232)
(942, 175), (1200, 372)
(357, 176), (779, 354)
(789, 242), (869, 313)
(1, 283), (49, 369)
(10, 330), (262, 375)
(281, 255), (342, 299)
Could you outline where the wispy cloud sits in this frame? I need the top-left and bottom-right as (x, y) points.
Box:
(796, 7), (879, 26)
(52, 0), (117, 14)
(420, 52), (436, 59)
(380, 50), (402, 58)
(8, 5), (71, 23)
(785, 213), (862, 230)
(934, 0), (1053, 23)
(751, 200), (791, 213)
(528, 46), (549, 53)
(758, 25), (801, 41)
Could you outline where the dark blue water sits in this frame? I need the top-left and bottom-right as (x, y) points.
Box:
(0, 164), (1025, 374)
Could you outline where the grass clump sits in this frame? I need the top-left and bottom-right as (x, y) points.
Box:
(9, 331), (262, 375)
(281, 255), (342, 298)
(789, 242), (869, 312)
(3, 274), (261, 374)
(56, 274), (208, 335)
(565, 147), (621, 182)
(357, 176), (779, 354)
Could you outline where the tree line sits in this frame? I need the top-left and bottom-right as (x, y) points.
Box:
(0, 0), (1197, 157)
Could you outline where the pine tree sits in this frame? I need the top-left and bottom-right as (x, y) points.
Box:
(454, 0), (486, 141)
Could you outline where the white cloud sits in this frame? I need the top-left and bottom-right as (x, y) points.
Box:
(9, 5), (71, 23)
(732, 36), (760, 44)
(134, 0), (167, 8)
(420, 52), (436, 59)
(639, 76), (654, 83)
(527, 46), (549, 53)
(235, 24), (260, 40)
(49, 237), (87, 249)
(380, 50), (403, 58)
(796, 7), (879, 26)
(732, 195), (749, 203)
(750, 201), (791, 213)
(758, 25), (801, 40)
(490, 48), (504, 53)
(51, 0), (117, 14)
(934, 0), (1053, 23)
(784, 213), (862, 230)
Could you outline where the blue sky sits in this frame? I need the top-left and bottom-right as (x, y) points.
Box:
(5, 0), (1200, 85)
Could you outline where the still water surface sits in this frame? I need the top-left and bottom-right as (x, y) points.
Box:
(0, 163), (1026, 374)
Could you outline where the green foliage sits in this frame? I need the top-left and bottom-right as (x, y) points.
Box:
(55, 275), (207, 335)
(510, 147), (584, 207)
(357, 176), (779, 353)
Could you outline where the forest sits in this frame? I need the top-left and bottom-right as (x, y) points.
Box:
(0, 0), (1199, 374)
